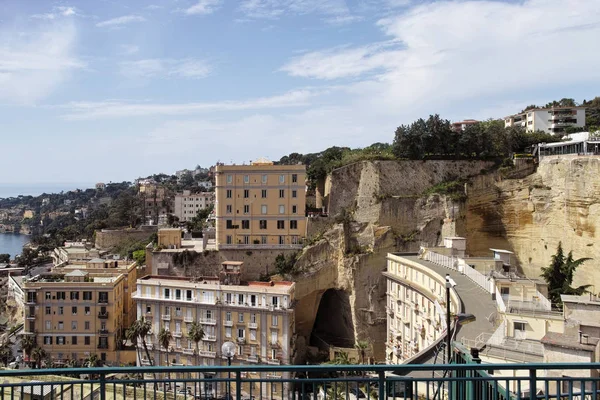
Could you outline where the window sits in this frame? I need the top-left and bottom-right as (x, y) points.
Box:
(250, 330), (257, 341)
(278, 205), (285, 214)
(238, 328), (245, 338)
(56, 291), (66, 300)
(290, 220), (298, 229)
(176, 307), (182, 317)
(250, 311), (257, 320)
(279, 189), (284, 198)
(238, 312), (244, 323)
(226, 327), (232, 338)
(271, 331), (277, 344)
(83, 291), (92, 301)
(44, 336), (52, 345)
(244, 205), (250, 214)
(98, 292), (108, 303)
(279, 236), (285, 244)
(45, 306), (51, 315)
(244, 189), (249, 198)
(242, 235), (250, 244)
(72, 306), (77, 315)
(165, 306), (171, 316)
(244, 175), (249, 183)
(85, 306), (90, 315)
(292, 174), (298, 183)
(272, 315), (278, 326)
(58, 321), (64, 330)
(259, 220), (267, 229)
(272, 297), (279, 307)
(164, 288), (171, 299)
(175, 289), (182, 300)
(238, 294), (244, 304)
(226, 311), (232, 321)
(70, 291), (79, 300)
(291, 235), (299, 244)
(226, 235), (232, 244)
(261, 189), (267, 198)
(72, 336), (77, 345)
(85, 321), (90, 330)
(186, 290), (193, 301)
(226, 220), (234, 229)
(226, 204), (232, 214)
(292, 205), (297, 214)
(279, 175), (285, 183)
(226, 190), (232, 199)
(242, 220), (250, 229)
(261, 236), (267, 244)
(262, 175), (268, 184)
(58, 306), (64, 315)
(71, 321), (77, 330)
(85, 336), (91, 345)
(45, 292), (51, 300)
(277, 220), (285, 229)
(45, 321), (51, 330)
(227, 175), (232, 184)
(271, 348), (277, 360)
(226, 293), (232, 304)
(261, 205), (267, 214)
(292, 189), (298, 198)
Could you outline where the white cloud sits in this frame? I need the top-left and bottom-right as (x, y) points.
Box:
(96, 15), (146, 28)
(281, 0), (600, 113)
(0, 20), (84, 104)
(120, 44), (140, 55)
(60, 90), (317, 120)
(238, 0), (360, 23)
(185, 0), (222, 15)
(31, 6), (77, 20)
(118, 58), (211, 79)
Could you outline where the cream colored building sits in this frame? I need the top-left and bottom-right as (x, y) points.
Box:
(22, 268), (134, 366)
(504, 106), (586, 135)
(133, 261), (295, 396)
(215, 159), (306, 250)
(174, 191), (214, 222)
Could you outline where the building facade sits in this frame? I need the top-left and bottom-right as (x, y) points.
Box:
(504, 107), (586, 135)
(214, 160), (306, 250)
(451, 119), (479, 132)
(21, 269), (133, 366)
(174, 191), (215, 222)
(133, 263), (295, 395)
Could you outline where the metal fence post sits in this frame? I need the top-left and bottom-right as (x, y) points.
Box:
(529, 368), (536, 400)
(236, 371), (242, 400)
(378, 371), (385, 400)
(100, 371), (106, 400)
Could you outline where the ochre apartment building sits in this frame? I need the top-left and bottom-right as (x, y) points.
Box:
(215, 159), (306, 250)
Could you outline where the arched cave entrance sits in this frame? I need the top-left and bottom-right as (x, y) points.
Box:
(310, 289), (355, 350)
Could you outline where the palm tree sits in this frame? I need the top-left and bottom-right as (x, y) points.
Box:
(133, 317), (154, 366)
(188, 321), (205, 366)
(0, 343), (12, 367)
(158, 327), (173, 385)
(125, 325), (141, 365)
(85, 353), (99, 367)
(354, 340), (369, 365)
(31, 347), (47, 369)
(20, 335), (36, 367)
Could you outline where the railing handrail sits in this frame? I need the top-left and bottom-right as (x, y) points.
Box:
(2, 362), (600, 377)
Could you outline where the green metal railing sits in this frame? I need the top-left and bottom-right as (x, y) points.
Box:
(0, 363), (599, 400)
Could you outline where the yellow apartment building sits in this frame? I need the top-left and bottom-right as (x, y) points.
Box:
(52, 259), (138, 327)
(133, 261), (295, 396)
(22, 268), (135, 366)
(215, 159), (307, 250)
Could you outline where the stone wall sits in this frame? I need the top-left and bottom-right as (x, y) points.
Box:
(148, 248), (299, 280)
(465, 156), (600, 292)
(95, 226), (158, 249)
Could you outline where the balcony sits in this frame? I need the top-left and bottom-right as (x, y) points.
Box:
(199, 350), (216, 358)
(0, 363), (597, 400)
(97, 343), (108, 349)
(98, 312), (108, 319)
(266, 358), (281, 365)
(184, 316), (194, 323)
(236, 337), (246, 344)
(223, 320), (233, 327)
(269, 341), (280, 348)
(246, 355), (259, 363)
(98, 298), (108, 304)
(98, 329), (109, 335)
(172, 331), (183, 338)
(25, 298), (37, 305)
(145, 343), (153, 350)
(26, 314), (36, 320)
(182, 348), (195, 355)
(161, 314), (171, 321)
(204, 335), (217, 342)
(199, 318), (216, 325)
(248, 322), (258, 329)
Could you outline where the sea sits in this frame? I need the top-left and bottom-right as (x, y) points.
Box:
(0, 233), (29, 259)
(0, 183), (95, 199)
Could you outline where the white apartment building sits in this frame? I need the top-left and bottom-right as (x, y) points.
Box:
(504, 106), (586, 135)
(133, 263), (295, 396)
(174, 191), (215, 222)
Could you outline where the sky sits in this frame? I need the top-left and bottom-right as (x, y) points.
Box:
(1, 0), (599, 185)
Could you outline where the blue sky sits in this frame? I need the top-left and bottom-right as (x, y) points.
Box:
(1, 0), (599, 185)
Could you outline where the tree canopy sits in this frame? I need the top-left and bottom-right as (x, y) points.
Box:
(541, 242), (592, 307)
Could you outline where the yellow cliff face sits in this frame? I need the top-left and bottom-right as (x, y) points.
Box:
(466, 156), (600, 292)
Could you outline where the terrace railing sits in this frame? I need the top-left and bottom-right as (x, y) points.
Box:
(0, 363), (599, 400)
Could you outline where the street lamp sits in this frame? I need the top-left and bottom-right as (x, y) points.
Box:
(222, 341), (236, 400)
(445, 274), (457, 365)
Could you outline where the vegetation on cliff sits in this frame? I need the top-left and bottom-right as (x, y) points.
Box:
(541, 242), (592, 307)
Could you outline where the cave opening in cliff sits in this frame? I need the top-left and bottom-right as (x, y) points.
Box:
(310, 289), (355, 349)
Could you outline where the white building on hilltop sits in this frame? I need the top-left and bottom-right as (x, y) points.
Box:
(174, 190), (215, 222)
(505, 106), (586, 135)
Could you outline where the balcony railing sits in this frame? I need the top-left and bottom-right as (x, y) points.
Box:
(199, 318), (217, 325)
(223, 320), (233, 327)
(161, 314), (171, 321)
(248, 322), (258, 329)
(199, 350), (216, 358)
(182, 348), (195, 355)
(0, 363), (599, 400)
(97, 343), (108, 349)
(98, 329), (109, 335)
(98, 312), (108, 319)
(172, 331), (183, 338)
(204, 335), (217, 341)
(183, 316), (194, 323)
